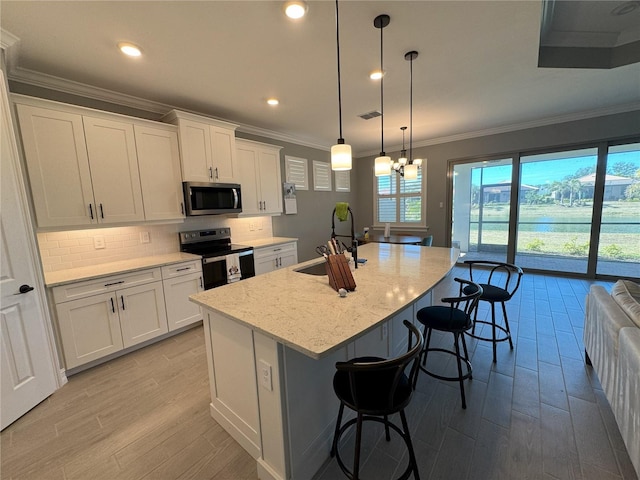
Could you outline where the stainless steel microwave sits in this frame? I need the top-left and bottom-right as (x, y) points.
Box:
(183, 182), (242, 216)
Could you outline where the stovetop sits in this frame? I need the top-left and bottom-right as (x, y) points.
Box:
(178, 228), (253, 257)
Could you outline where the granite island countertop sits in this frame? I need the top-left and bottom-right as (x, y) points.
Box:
(44, 252), (202, 287)
(190, 243), (458, 359)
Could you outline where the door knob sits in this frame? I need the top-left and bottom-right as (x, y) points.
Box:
(17, 284), (35, 294)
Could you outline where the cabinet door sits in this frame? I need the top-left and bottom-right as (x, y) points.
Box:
(15, 104), (96, 227)
(164, 272), (204, 331)
(258, 148), (282, 214)
(135, 125), (184, 221)
(118, 282), (168, 348)
(177, 119), (213, 182)
(211, 126), (238, 183)
(237, 143), (261, 214)
(55, 293), (124, 369)
(83, 116), (144, 223)
(278, 249), (298, 269)
(254, 253), (277, 276)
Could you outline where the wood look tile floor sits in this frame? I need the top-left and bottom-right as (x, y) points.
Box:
(1, 268), (638, 480)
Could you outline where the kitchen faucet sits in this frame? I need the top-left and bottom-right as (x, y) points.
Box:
(331, 206), (358, 269)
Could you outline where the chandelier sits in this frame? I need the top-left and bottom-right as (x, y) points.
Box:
(391, 51), (422, 180)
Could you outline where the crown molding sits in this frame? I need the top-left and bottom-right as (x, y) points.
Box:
(357, 102), (640, 158)
(7, 65), (332, 152)
(6, 63), (637, 158)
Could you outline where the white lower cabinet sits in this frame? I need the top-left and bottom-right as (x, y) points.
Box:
(53, 267), (172, 370)
(162, 261), (204, 331)
(254, 242), (298, 276)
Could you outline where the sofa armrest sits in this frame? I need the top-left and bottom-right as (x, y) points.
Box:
(615, 327), (640, 478)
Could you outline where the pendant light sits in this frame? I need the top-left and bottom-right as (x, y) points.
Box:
(331, 0), (352, 171)
(373, 14), (391, 177)
(394, 126), (408, 171)
(403, 51), (419, 180)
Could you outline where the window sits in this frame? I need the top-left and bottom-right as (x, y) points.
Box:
(374, 169), (425, 226)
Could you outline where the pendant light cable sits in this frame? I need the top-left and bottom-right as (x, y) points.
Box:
(335, 0), (344, 142)
(373, 14), (391, 176)
(331, 0), (352, 170)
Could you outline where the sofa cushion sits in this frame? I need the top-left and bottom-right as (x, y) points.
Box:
(611, 280), (640, 327)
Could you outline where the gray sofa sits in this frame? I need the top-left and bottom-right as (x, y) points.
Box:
(584, 279), (640, 477)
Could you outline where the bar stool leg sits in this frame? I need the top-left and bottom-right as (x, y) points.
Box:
(461, 333), (472, 380)
(353, 413), (363, 479)
(331, 403), (345, 457)
(502, 302), (514, 349)
(384, 415), (391, 441)
(491, 302), (498, 363)
(399, 409), (421, 480)
(453, 333), (467, 409)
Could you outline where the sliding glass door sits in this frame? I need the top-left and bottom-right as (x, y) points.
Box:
(515, 148), (598, 274)
(450, 139), (639, 279)
(452, 159), (512, 263)
(596, 143), (640, 277)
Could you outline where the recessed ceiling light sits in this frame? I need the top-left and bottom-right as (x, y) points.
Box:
(369, 70), (384, 80)
(118, 42), (142, 57)
(267, 98), (279, 106)
(284, 1), (308, 19)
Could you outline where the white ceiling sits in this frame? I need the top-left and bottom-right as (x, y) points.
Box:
(2, 1), (639, 156)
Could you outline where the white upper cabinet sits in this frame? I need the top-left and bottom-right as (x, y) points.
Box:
(236, 139), (283, 215)
(163, 110), (238, 184)
(83, 116), (144, 223)
(15, 104), (96, 227)
(134, 124), (184, 221)
(13, 95), (184, 228)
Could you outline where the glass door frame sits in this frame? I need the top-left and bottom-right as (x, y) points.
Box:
(447, 136), (639, 280)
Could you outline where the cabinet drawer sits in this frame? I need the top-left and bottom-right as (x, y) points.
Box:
(53, 268), (162, 304)
(161, 260), (203, 279)
(254, 242), (296, 260)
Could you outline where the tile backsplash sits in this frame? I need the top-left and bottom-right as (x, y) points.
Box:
(37, 216), (274, 272)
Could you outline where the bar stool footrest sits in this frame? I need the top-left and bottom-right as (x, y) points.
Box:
(419, 347), (472, 382)
(466, 320), (512, 345)
(333, 415), (417, 480)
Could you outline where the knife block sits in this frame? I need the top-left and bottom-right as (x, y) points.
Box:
(325, 254), (356, 292)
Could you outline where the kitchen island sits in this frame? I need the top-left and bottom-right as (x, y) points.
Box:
(190, 243), (458, 480)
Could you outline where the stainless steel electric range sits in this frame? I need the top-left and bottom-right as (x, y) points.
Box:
(179, 228), (255, 290)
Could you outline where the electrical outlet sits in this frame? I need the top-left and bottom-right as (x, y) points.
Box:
(439, 202), (444, 208)
(94, 236), (105, 249)
(140, 231), (150, 244)
(259, 360), (272, 391)
(249, 222), (255, 232)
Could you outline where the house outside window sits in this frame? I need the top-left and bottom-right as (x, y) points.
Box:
(374, 169), (425, 227)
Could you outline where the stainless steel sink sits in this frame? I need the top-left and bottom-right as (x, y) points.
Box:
(295, 263), (327, 276)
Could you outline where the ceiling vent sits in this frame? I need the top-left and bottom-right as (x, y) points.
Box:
(358, 110), (382, 120)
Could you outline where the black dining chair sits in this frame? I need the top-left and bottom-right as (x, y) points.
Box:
(420, 235), (433, 246)
(330, 320), (424, 480)
(414, 278), (483, 409)
(463, 260), (523, 363)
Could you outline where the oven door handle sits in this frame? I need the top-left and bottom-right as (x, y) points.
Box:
(203, 255), (228, 265)
(238, 250), (254, 257)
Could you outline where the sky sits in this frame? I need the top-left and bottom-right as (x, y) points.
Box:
(473, 150), (640, 187)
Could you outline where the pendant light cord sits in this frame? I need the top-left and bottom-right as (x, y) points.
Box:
(379, 20), (385, 154)
(409, 54), (413, 164)
(335, 0), (344, 142)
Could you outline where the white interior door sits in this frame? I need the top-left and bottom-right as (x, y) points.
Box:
(0, 70), (59, 430)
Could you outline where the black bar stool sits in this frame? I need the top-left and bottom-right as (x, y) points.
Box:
(330, 320), (424, 480)
(464, 261), (523, 363)
(414, 278), (483, 409)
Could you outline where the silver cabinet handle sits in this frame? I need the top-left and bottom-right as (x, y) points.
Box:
(120, 295), (125, 310)
(180, 202), (184, 215)
(89, 204), (94, 220)
(99, 203), (104, 219)
(199, 276), (203, 289)
(104, 280), (125, 287)
(110, 297), (115, 313)
(215, 167), (219, 180)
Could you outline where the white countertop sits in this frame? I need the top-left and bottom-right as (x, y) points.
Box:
(190, 243), (458, 359)
(44, 252), (202, 287)
(247, 236), (298, 248)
